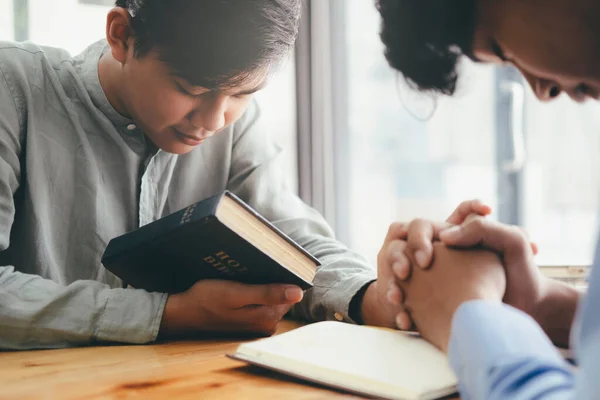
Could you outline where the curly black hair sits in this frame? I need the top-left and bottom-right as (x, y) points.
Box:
(114, 0), (301, 89)
(376, 0), (477, 95)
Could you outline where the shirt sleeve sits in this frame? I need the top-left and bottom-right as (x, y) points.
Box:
(448, 300), (575, 400)
(227, 100), (376, 324)
(0, 67), (168, 350)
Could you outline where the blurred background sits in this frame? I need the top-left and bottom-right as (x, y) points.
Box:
(2, 0), (599, 268)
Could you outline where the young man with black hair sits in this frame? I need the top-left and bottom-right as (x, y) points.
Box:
(376, 0), (600, 398)
(0, 0), (352, 349)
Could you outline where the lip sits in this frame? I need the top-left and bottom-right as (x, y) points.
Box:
(174, 129), (205, 146)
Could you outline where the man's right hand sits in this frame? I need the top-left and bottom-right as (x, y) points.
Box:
(438, 216), (583, 348)
(398, 214), (580, 347)
(158, 280), (304, 338)
(439, 215), (545, 315)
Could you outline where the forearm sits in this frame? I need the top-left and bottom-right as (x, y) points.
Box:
(532, 277), (581, 348)
(227, 101), (376, 324)
(0, 266), (167, 350)
(291, 242), (377, 323)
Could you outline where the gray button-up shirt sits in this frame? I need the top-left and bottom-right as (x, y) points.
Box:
(0, 40), (376, 349)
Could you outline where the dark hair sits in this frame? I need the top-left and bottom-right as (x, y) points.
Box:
(376, 0), (477, 95)
(114, 0), (301, 89)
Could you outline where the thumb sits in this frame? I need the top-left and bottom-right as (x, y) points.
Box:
(446, 199), (492, 225)
(440, 217), (530, 257)
(233, 283), (304, 307)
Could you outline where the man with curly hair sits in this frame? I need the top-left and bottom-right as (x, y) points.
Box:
(376, 0), (600, 398)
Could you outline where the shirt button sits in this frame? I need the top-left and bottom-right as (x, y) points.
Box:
(126, 123), (136, 131)
(333, 312), (344, 321)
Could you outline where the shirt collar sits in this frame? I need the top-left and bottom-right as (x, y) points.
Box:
(77, 39), (136, 131)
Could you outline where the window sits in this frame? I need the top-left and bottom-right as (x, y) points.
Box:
(338, 0), (497, 265)
(79, 0), (113, 5)
(0, 0), (14, 41)
(522, 95), (600, 265)
(329, 0), (599, 266)
(1, 0), (298, 191)
(254, 58), (299, 193)
(28, 0), (110, 54)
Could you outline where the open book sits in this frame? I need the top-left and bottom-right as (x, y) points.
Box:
(229, 321), (457, 400)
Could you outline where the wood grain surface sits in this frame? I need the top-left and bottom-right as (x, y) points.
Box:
(0, 319), (459, 400)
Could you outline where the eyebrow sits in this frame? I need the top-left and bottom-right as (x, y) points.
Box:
(172, 74), (265, 96)
(230, 84), (266, 96)
(183, 81), (265, 97)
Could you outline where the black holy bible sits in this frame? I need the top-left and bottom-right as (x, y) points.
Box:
(101, 191), (319, 293)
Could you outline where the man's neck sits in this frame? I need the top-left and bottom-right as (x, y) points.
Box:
(98, 52), (132, 119)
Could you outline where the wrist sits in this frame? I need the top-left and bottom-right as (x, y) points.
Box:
(360, 281), (398, 328)
(348, 281), (372, 324)
(158, 293), (189, 339)
(530, 276), (560, 324)
(530, 277), (580, 347)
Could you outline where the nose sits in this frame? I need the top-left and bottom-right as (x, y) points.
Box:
(534, 79), (561, 102)
(521, 71), (561, 102)
(189, 93), (228, 132)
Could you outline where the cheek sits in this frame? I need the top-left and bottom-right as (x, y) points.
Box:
(134, 89), (194, 128)
(223, 98), (253, 127)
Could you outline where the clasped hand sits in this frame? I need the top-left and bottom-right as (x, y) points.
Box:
(377, 200), (546, 351)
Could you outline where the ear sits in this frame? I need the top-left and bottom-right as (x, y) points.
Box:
(105, 7), (135, 65)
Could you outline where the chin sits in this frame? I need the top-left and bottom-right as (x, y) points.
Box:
(159, 142), (198, 155)
(147, 134), (198, 155)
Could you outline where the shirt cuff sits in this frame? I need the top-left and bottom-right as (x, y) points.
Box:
(94, 288), (168, 344)
(448, 300), (568, 398)
(348, 279), (377, 324)
(323, 273), (377, 324)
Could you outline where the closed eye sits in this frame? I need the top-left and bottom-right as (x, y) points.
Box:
(174, 79), (210, 97)
(490, 38), (509, 63)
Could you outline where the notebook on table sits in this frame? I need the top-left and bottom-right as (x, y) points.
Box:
(229, 321), (458, 400)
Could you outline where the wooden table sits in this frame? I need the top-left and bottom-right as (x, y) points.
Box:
(0, 320), (365, 400)
(0, 320), (460, 400)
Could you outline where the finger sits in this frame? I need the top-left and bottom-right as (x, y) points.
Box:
(241, 304), (291, 335)
(231, 283), (304, 307)
(463, 212), (484, 224)
(517, 226), (530, 240)
(516, 226), (539, 255)
(384, 222), (407, 244)
(405, 219), (448, 269)
(446, 199), (492, 225)
(386, 239), (410, 281)
(395, 311), (413, 331)
(439, 216), (532, 257)
(531, 241), (539, 255)
(386, 281), (404, 306)
(458, 217), (538, 256)
(392, 253), (411, 281)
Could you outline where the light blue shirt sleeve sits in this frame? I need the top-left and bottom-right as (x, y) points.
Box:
(448, 301), (574, 399)
(448, 250), (600, 400)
